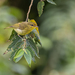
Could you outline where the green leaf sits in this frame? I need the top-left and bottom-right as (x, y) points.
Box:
(14, 49), (24, 58)
(6, 36), (23, 51)
(14, 55), (23, 63)
(4, 29), (24, 54)
(47, 0), (56, 5)
(9, 30), (17, 41)
(10, 48), (23, 62)
(26, 38), (40, 58)
(24, 49), (32, 67)
(26, 47), (35, 57)
(26, 46), (36, 62)
(10, 50), (17, 60)
(5, 26), (40, 64)
(37, 1), (45, 17)
(32, 57), (36, 62)
(31, 29), (42, 46)
(13, 41), (24, 50)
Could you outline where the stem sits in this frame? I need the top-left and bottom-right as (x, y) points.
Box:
(23, 37), (27, 54)
(26, 0), (34, 22)
(3, 50), (8, 55)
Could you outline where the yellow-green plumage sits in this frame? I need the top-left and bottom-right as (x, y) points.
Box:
(6, 22), (37, 35)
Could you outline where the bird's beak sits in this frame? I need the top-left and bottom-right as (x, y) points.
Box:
(35, 26), (38, 27)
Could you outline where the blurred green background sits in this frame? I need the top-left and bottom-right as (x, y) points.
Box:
(0, 0), (75, 75)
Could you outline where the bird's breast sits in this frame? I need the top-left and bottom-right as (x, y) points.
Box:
(14, 29), (24, 35)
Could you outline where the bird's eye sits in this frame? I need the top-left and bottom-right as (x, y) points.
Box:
(31, 24), (34, 26)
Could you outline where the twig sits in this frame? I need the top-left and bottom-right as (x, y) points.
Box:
(26, 0), (34, 22)
(3, 50), (8, 55)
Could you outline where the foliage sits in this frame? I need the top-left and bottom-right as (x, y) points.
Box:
(4, 26), (41, 66)
(47, 0), (56, 5)
(37, 1), (45, 17)
(4, 0), (56, 66)
(0, 0), (75, 75)
(37, 0), (56, 17)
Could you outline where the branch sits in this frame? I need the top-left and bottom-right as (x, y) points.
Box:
(26, 0), (34, 22)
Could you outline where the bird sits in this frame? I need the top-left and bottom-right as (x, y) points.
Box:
(5, 21), (38, 36)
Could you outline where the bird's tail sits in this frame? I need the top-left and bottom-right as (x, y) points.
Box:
(4, 26), (13, 29)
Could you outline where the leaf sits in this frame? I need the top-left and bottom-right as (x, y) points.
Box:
(26, 47), (35, 57)
(24, 49), (32, 67)
(47, 0), (56, 5)
(6, 36), (23, 51)
(37, 1), (45, 17)
(4, 30), (24, 54)
(14, 49), (24, 58)
(10, 48), (23, 62)
(5, 19), (41, 64)
(10, 50), (17, 60)
(13, 41), (24, 50)
(14, 55), (23, 63)
(32, 57), (36, 62)
(9, 30), (17, 41)
(26, 38), (40, 58)
(31, 29), (42, 46)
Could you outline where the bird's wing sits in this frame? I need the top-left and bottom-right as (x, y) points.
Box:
(18, 22), (27, 30)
